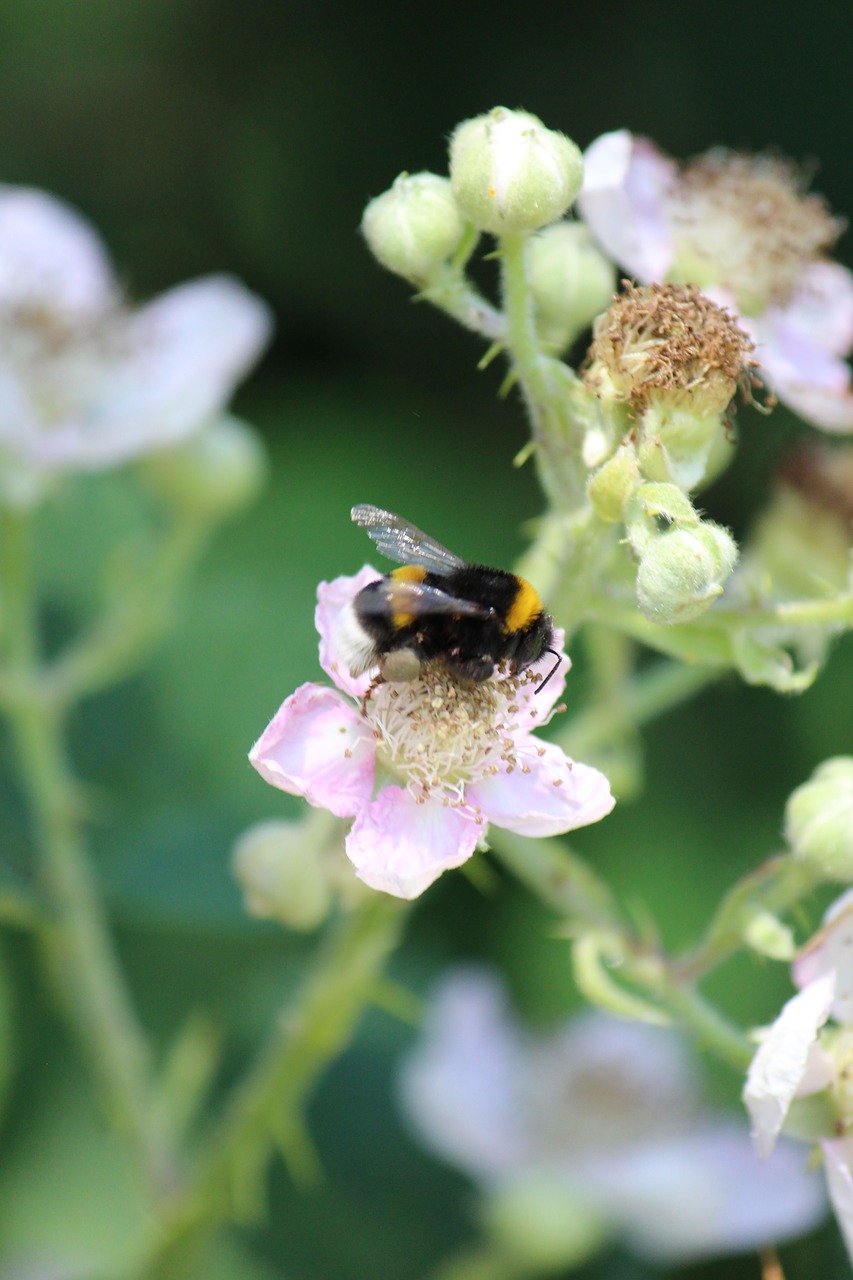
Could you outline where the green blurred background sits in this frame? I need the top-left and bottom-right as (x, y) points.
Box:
(1, 1), (852, 1276)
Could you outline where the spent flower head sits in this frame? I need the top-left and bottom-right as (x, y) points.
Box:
(578, 131), (853, 433)
(401, 967), (825, 1268)
(249, 568), (614, 899)
(584, 281), (756, 418)
(0, 184), (272, 505)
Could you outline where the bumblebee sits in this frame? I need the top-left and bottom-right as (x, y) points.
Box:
(336, 504), (561, 690)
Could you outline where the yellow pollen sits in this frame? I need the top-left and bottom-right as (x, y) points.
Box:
(364, 662), (532, 809)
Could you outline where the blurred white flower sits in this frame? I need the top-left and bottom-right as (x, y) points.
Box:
(402, 967), (826, 1267)
(0, 185), (272, 504)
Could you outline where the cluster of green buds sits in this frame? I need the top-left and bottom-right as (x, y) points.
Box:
(361, 107), (615, 346)
(361, 110), (778, 632)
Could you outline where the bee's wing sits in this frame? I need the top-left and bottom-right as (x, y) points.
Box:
(352, 504), (465, 575)
(357, 578), (491, 619)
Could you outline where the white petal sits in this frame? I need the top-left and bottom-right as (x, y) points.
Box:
(468, 746), (614, 838)
(578, 131), (676, 281)
(822, 1136), (853, 1264)
(345, 786), (484, 898)
(315, 567), (383, 699)
(39, 275), (272, 468)
(743, 972), (836, 1159)
(0, 184), (115, 316)
(398, 966), (529, 1178)
(794, 894), (853, 1025)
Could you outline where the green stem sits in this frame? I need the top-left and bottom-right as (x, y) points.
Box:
(656, 975), (753, 1070)
(493, 828), (753, 1072)
(722, 595), (853, 629)
(674, 853), (820, 984)
(138, 894), (408, 1280)
(557, 657), (723, 760)
(0, 507), (173, 1195)
(500, 232), (587, 511)
(48, 514), (208, 706)
(491, 831), (623, 932)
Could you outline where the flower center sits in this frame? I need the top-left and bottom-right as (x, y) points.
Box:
(666, 152), (841, 314)
(365, 662), (536, 807)
(584, 281), (754, 416)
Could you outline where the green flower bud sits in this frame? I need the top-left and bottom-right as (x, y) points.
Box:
(528, 221), (616, 351)
(482, 1172), (608, 1272)
(635, 520), (739, 624)
(139, 416), (267, 519)
(587, 447), (640, 523)
(361, 172), (467, 284)
(638, 405), (735, 493)
(449, 107), (583, 236)
(786, 757), (853, 881)
(624, 481), (700, 555)
(742, 910), (796, 961)
(232, 817), (333, 931)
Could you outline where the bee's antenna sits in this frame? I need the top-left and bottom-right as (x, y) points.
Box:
(535, 649), (562, 694)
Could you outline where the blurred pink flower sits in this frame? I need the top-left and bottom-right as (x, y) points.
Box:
(249, 568), (614, 899)
(0, 185), (272, 501)
(578, 130), (853, 433)
(402, 967), (826, 1265)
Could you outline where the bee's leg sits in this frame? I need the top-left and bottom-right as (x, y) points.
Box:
(360, 673), (385, 716)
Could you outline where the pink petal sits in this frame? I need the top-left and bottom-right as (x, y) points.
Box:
(578, 130), (676, 282)
(743, 972), (836, 1160)
(40, 275), (273, 468)
(316, 567), (382, 698)
(505, 627), (569, 730)
(345, 785), (485, 898)
(821, 1136), (853, 1264)
(782, 261), (853, 358)
(249, 682), (375, 818)
(747, 311), (853, 433)
(0, 185), (116, 316)
(398, 967), (529, 1177)
(794, 893), (853, 1024)
(467, 745), (614, 838)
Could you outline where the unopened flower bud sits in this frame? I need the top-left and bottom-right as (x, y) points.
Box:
(635, 520), (738, 624)
(638, 405), (734, 492)
(482, 1172), (608, 1271)
(139, 416), (266, 518)
(624, 480), (700, 554)
(361, 172), (467, 284)
(528, 221), (615, 351)
(232, 817), (333, 930)
(587, 447), (640, 522)
(449, 107), (583, 236)
(786, 758), (853, 882)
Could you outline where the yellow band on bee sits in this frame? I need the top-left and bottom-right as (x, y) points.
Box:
(389, 565), (427, 628)
(505, 577), (542, 633)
